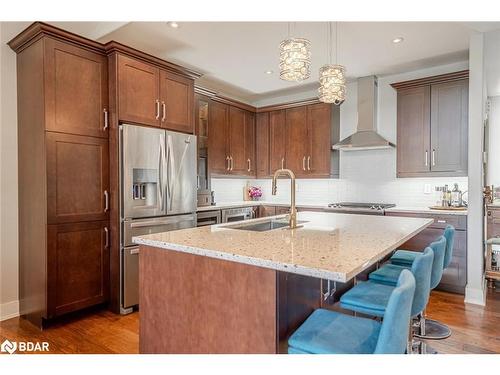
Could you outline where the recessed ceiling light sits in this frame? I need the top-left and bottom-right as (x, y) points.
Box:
(265, 70), (274, 75)
(392, 37), (404, 44)
(168, 22), (179, 29)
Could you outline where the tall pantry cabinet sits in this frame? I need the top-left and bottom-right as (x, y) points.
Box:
(9, 24), (110, 327)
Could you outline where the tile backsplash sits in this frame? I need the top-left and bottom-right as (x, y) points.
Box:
(211, 176), (468, 208)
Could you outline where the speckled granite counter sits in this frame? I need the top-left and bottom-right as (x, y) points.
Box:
(133, 211), (433, 282)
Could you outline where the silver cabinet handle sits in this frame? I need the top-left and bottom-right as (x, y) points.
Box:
(226, 156), (230, 171)
(155, 99), (160, 120)
(161, 101), (166, 122)
(432, 149), (436, 166)
(437, 220), (446, 223)
(103, 108), (109, 130)
(104, 190), (109, 212)
(425, 150), (428, 167)
(281, 158), (285, 169)
(302, 156), (306, 171)
(130, 248), (140, 255)
(307, 156), (311, 171)
(230, 156), (234, 171)
(247, 158), (251, 172)
(104, 227), (109, 248)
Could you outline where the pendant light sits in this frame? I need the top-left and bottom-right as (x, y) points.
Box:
(279, 22), (311, 82)
(318, 22), (346, 105)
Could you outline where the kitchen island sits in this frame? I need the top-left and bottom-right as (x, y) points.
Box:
(133, 211), (432, 354)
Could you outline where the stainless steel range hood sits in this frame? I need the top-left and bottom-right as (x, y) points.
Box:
(332, 76), (395, 151)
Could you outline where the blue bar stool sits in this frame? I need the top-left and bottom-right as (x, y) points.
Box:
(340, 247), (433, 353)
(287, 270), (416, 354)
(391, 225), (455, 340)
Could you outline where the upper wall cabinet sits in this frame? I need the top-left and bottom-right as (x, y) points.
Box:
(392, 71), (468, 177)
(208, 99), (256, 177)
(117, 54), (195, 133)
(45, 38), (109, 138)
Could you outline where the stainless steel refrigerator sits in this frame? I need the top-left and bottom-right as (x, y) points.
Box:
(119, 124), (197, 314)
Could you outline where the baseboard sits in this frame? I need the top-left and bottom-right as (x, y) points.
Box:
(0, 300), (19, 321)
(464, 279), (487, 306)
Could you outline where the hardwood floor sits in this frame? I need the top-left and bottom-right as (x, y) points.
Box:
(1, 289), (499, 354)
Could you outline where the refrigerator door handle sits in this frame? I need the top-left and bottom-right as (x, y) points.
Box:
(158, 135), (164, 211)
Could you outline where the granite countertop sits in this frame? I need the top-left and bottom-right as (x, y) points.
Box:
(133, 211), (433, 282)
(197, 201), (468, 216)
(385, 206), (468, 216)
(196, 201), (325, 212)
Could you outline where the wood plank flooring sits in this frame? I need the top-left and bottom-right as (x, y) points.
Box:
(1, 289), (499, 354)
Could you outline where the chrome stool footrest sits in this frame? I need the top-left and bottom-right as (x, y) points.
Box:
(414, 318), (451, 340)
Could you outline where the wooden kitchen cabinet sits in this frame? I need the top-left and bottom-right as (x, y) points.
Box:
(307, 103), (334, 177)
(228, 106), (248, 174)
(47, 221), (109, 318)
(270, 110), (287, 172)
(208, 101), (256, 177)
(392, 71), (468, 177)
(245, 111), (256, 175)
(44, 38), (108, 138)
(285, 106), (309, 177)
(430, 80), (468, 173)
(396, 86), (431, 176)
(46, 132), (109, 224)
(118, 54), (160, 127)
(208, 100), (230, 174)
(159, 70), (194, 133)
(118, 55), (195, 132)
(385, 211), (467, 294)
(256, 112), (270, 178)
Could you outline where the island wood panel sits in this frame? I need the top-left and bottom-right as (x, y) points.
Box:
(139, 245), (277, 354)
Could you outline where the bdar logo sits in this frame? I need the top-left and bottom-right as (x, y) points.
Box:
(1, 339), (17, 354)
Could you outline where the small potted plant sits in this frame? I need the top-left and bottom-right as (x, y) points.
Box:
(248, 186), (263, 201)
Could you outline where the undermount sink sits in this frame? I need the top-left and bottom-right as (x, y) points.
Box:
(225, 219), (306, 232)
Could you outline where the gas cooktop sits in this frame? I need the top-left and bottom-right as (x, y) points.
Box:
(326, 202), (396, 215)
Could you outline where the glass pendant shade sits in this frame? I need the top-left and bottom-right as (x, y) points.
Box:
(279, 38), (311, 82)
(318, 64), (346, 105)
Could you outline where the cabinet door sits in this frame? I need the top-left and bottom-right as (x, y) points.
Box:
(228, 106), (248, 174)
(258, 205), (276, 218)
(269, 110), (287, 172)
(285, 107), (308, 177)
(245, 111), (256, 176)
(396, 86), (431, 176)
(159, 70), (194, 133)
(430, 80), (468, 174)
(208, 100), (229, 174)
(118, 54), (160, 127)
(307, 103), (331, 177)
(256, 112), (270, 178)
(46, 132), (109, 224)
(44, 38), (108, 138)
(47, 221), (109, 317)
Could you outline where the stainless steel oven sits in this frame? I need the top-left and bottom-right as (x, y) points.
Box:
(221, 207), (256, 223)
(197, 210), (221, 227)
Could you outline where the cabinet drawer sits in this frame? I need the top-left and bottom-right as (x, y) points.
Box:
(398, 228), (466, 258)
(386, 211), (466, 230)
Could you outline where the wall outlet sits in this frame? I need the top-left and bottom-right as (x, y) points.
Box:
(424, 184), (432, 194)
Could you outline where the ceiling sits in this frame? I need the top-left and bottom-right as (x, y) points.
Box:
(49, 21), (500, 103)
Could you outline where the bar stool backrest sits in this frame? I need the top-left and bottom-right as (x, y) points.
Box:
(409, 247), (434, 317)
(374, 270), (416, 354)
(443, 225), (455, 269)
(429, 236), (446, 290)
